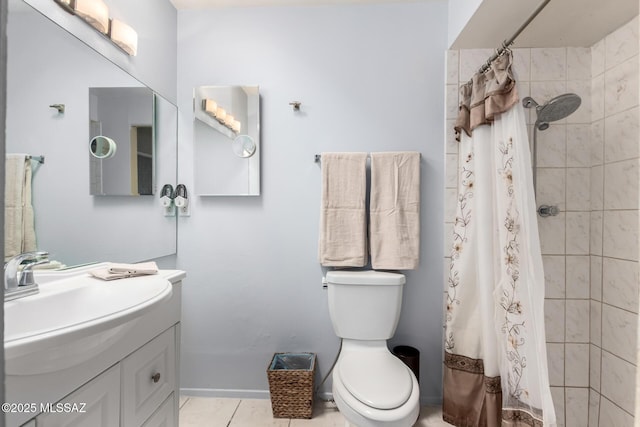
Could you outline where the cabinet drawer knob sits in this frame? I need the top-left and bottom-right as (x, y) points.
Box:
(151, 372), (161, 383)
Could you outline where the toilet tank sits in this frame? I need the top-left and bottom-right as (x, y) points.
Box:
(326, 270), (405, 340)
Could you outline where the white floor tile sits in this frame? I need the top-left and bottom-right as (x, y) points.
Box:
(289, 401), (348, 426)
(415, 405), (455, 426)
(179, 397), (240, 427)
(179, 397), (453, 427)
(229, 399), (289, 427)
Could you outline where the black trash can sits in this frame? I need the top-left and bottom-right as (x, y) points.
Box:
(393, 345), (420, 384)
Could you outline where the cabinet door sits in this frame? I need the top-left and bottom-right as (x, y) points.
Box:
(37, 364), (120, 427)
(122, 327), (176, 427)
(141, 393), (175, 427)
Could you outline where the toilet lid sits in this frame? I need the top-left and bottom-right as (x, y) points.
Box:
(338, 351), (413, 410)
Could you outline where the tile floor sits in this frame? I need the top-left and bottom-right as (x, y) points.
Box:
(179, 396), (454, 426)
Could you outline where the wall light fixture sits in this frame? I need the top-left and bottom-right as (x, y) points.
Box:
(54, 0), (138, 56)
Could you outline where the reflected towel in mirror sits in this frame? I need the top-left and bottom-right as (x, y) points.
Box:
(5, 154), (37, 261)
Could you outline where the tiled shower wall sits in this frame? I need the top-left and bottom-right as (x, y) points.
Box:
(588, 17), (639, 427)
(443, 15), (638, 427)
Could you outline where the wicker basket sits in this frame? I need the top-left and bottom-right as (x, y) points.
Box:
(267, 352), (316, 419)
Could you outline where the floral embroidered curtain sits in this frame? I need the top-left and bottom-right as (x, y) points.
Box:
(443, 51), (556, 427)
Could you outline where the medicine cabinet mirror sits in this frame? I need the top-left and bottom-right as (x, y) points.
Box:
(5, 0), (178, 265)
(193, 85), (260, 196)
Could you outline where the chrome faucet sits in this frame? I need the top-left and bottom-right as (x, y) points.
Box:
(4, 251), (49, 301)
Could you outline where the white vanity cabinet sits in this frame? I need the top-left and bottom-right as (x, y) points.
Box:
(122, 327), (176, 426)
(36, 364), (121, 427)
(8, 271), (184, 427)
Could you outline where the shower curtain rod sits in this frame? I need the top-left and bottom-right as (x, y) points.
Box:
(478, 0), (551, 73)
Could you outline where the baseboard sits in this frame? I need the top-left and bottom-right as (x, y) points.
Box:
(180, 388), (271, 399)
(180, 388), (441, 407)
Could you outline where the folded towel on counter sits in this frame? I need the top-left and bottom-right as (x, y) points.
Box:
(318, 152), (368, 267)
(369, 152), (421, 270)
(89, 261), (159, 281)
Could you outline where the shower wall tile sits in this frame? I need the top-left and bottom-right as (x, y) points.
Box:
(605, 16), (639, 70)
(566, 125), (590, 167)
(600, 351), (636, 414)
(446, 84), (458, 120)
(565, 344), (589, 386)
(589, 165), (603, 211)
(590, 211), (603, 256)
(537, 125), (566, 167)
(602, 257), (639, 313)
(512, 48), (531, 82)
(458, 49), (493, 82)
(566, 80), (592, 124)
(547, 342), (565, 386)
(543, 255), (566, 299)
(604, 107), (639, 163)
(604, 55), (639, 116)
(590, 119), (604, 166)
(602, 210), (639, 261)
(537, 168), (566, 211)
(566, 256), (589, 299)
(531, 81), (569, 113)
(590, 345), (601, 392)
(590, 300), (602, 346)
(590, 256), (603, 301)
(566, 299), (590, 342)
(565, 387), (589, 427)
(599, 396), (634, 427)
(538, 212), (566, 255)
(566, 168), (591, 211)
(545, 299), (566, 342)
(444, 188), (457, 223)
(566, 212), (590, 255)
(446, 50), (459, 85)
(446, 119), (458, 154)
(591, 39), (605, 78)
(588, 390), (600, 427)
(445, 154), (458, 189)
(601, 304), (637, 364)
(567, 47), (592, 80)
(591, 74), (605, 122)
(603, 158), (639, 210)
(551, 387), (566, 427)
(443, 222), (453, 257)
(531, 48), (567, 81)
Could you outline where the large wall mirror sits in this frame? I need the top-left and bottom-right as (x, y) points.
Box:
(5, 0), (178, 265)
(194, 85), (260, 196)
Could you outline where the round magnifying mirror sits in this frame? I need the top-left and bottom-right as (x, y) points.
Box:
(232, 135), (257, 158)
(89, 136), (117, 159)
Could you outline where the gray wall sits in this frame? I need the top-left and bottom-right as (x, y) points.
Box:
(176, 1), (448, 403)
(1, 0), (7, 422)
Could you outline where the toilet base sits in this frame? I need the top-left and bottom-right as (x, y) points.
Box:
(332, 369), (420, 427)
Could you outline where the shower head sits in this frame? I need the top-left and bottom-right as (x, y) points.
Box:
(522, 93), (582, 131)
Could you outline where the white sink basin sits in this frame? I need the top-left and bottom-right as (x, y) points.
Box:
(5, 268), (172, 375)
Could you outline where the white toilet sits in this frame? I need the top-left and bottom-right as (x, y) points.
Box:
(326, 270), (420, 427)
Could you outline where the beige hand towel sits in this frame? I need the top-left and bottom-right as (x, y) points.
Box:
(318, 152), (368, 267)
(5, 154), (37, 261)
(370, 152), (420, 270)
(89, 261), (159, 281)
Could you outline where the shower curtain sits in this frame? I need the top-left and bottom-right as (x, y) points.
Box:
(443, 51), (556, 426)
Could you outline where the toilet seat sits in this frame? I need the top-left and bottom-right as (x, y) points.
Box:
(337, 351), (412, 410)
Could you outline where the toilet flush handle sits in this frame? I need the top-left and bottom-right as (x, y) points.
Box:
(322, 277), (328, 289)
